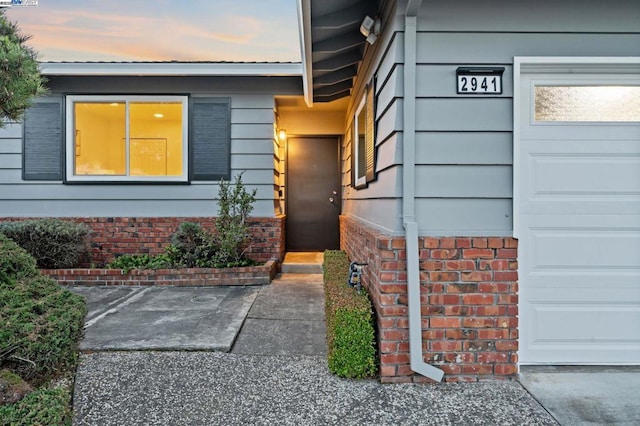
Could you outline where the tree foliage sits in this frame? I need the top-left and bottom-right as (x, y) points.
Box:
(0, 9), (46, 126)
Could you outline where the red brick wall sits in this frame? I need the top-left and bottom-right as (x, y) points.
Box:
(0, 216), (285, 267)
(43, 260), (277, 286)
(340, 215), (518, 383)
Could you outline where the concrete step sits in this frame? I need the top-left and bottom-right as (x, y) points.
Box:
(280, 252), (324, 275)
(280, 263), (323, 274)
(272, 273), (324, 284)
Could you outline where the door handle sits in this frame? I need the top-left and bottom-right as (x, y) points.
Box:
(329, 197), (335, 203)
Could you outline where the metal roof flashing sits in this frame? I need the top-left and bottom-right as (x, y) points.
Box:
(39, 62), (303, 77)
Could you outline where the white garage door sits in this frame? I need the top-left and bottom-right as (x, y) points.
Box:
(518, 63), (640, 364)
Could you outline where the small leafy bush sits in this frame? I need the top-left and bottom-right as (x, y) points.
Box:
(0, 219), (90, 269)
(0, 274), (86, 382)
(0, 233), (38, 283)
(213, 173), (257, 266)
(169, 222), (218, 268)
(106, 253), (173, 273)
(105, 174), (259, 271)
(323, 250), (377, 379)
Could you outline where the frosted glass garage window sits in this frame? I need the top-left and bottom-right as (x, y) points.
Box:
(534, 86), (640, 122)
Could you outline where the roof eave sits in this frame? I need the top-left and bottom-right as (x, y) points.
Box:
(39, 62), (303, 77)
(297, 0), (314, 107)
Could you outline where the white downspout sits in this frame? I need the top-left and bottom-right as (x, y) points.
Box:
(403, 0), (444, 382)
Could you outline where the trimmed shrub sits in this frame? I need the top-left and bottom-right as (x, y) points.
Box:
(0, 219), (90, 269)
(0, 274), (86, 382)
(0, 233), (38, 283)
(323, 250), (377, 379)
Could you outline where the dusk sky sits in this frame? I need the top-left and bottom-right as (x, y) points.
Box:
(5, 0), (301, 62)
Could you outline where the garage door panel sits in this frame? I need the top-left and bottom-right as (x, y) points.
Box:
(531, 154), (640, 196)
(530, 304), (640, 342)
(523, 302), (640, 363)
(521, 200), (640, 215)
(523, 284), (640, 303)
(521, 123), (640, 140)
(519, 69), (640, 365)
(527, 227), (640, 272)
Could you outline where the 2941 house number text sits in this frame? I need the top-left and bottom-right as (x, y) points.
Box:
(457, 75), (502, 94)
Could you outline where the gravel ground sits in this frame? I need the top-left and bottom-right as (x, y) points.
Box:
(73, 351), (557, 426)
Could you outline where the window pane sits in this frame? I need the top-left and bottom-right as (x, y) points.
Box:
(74, 102), (125, 175)
(535, 86), (640, 122)
(130, 102), (183, 176)
(356, 107), (366, 180)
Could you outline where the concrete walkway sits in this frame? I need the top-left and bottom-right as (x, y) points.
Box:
(70, 272), (559, 425)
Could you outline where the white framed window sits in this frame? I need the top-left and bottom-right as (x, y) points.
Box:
(352, 81), (376, 189)
(65, 95), (188, 182)
(353, 95), (367, 188)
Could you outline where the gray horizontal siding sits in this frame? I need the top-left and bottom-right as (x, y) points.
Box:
(0, 92), (279, 218)
(415, 165), (512, 198)
(341, 199), (403, 235)
(416, 198), (513, 236)
(416, 132), (513, 165)
(376, 133), (402, 171)
(0, 139), (22, 154)
(417, 0), (640, 33)
(0, 154), (20, 169)
(231, 139), (275, 154)
(376, 100), (402, 142)
(231, 108), (274, 124)
(416, 33), (640, 64)
(416, 99), (512, 132)
(0, 123), (22, 139)
(0, 182), (276, 200)
(0, 199), (275, 218)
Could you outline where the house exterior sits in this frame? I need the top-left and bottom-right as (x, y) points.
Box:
(1, 0), (639, 382)
(294, 0), (640, 383)
(0, 63), (305, 265)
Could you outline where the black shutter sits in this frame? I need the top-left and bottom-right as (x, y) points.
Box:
(23, 96), (64, 181)
(190, 97), (231, 181)
(365, 82), (376, 183)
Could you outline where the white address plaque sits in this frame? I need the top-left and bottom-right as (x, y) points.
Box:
(456, 67), (504, 95)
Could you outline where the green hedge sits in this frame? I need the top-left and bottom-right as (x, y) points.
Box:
(0, 219), (90, 269)
(323, 250), (377, 379)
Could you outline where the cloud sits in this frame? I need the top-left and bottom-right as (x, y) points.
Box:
(5, 1), (300, 62)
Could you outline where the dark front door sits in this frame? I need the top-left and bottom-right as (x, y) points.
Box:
(286, 137), (340, 251)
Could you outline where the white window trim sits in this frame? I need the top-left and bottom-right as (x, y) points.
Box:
(512, 56), (640, 240)
(353, 94), (367, 188)
(65, 95), (189, 182)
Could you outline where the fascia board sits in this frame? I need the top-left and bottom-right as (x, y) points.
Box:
(39, 62), (303, 77)
(297, 0), (314, 107)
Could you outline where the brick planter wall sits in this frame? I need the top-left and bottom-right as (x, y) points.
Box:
(340, 215), (518, 383)
(0, 216), (285, 267)
(43, 260), (277, 287)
